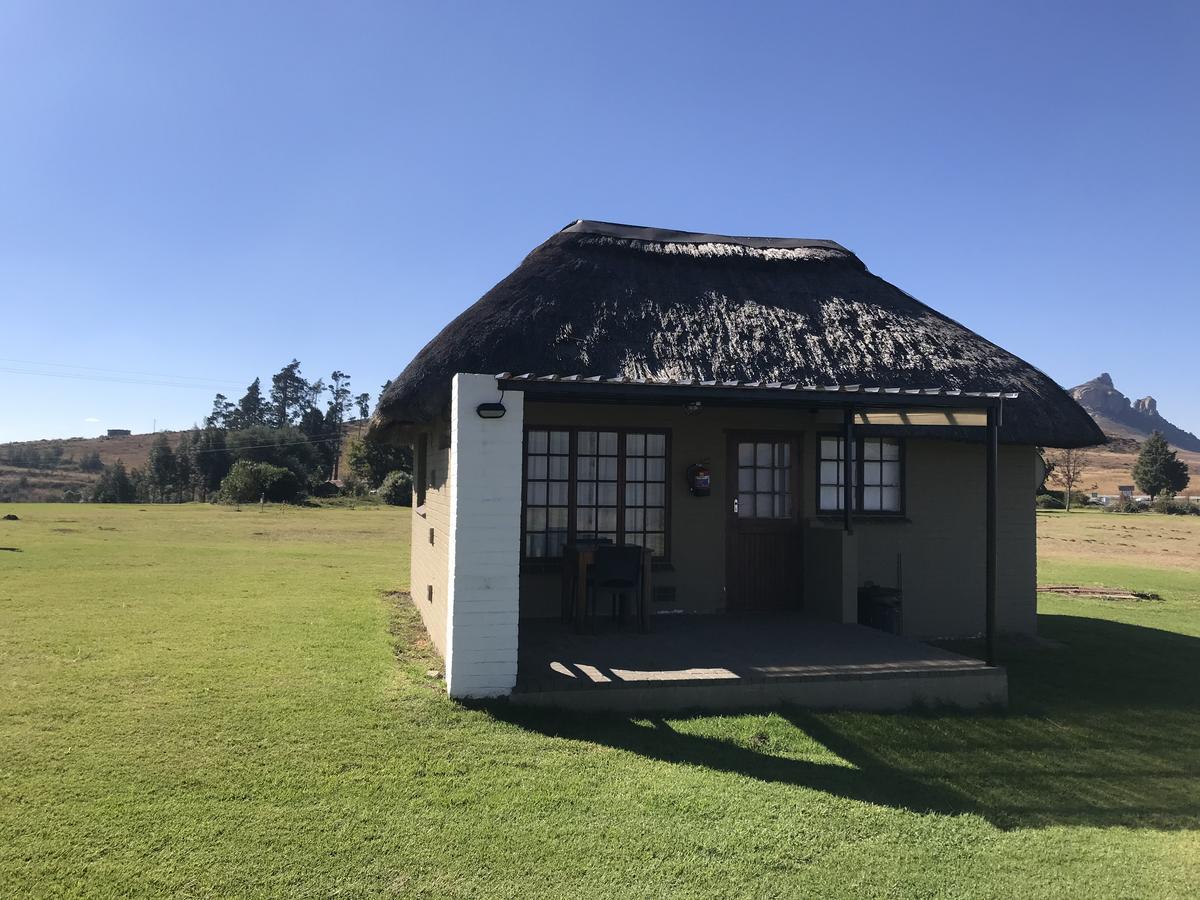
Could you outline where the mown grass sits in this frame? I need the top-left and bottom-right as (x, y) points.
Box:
(2, 504), (1198, 898)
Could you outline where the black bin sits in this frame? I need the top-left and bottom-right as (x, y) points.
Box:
(857, 584), (903, 635)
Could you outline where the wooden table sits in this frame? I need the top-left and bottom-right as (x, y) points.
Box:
(562, 544), (653, 633)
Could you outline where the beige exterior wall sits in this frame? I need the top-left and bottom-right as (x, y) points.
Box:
(518, 401), (1039, 638)
(408, 418), (452, 656)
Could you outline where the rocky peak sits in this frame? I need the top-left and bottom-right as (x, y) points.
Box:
(1070, 373), (1200, 452)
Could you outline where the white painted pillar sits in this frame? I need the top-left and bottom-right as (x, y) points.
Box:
(445, 373), (524, 698)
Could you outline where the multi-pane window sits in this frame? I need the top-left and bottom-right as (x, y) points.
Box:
(576, 431), (619, 545)
(523, 428), (669, 560)
(861, 438), (902, 512)
(524, 429), (570, 558)
(818, 436), (852, 512)
(736, 441), (792, 519)
(818, 436), (903, 514)
(624, 433), (668, 555)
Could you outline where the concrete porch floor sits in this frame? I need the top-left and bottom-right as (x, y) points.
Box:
(513, 615), (1007, 712)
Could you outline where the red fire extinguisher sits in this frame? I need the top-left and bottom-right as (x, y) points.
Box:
(686, 463), (712, 497)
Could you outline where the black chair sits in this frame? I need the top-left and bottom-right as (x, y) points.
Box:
(561, 536), (614, 623)
(586, 544), (644, 630)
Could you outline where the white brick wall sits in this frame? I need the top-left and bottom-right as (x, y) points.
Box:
(445, 374), (524, 698)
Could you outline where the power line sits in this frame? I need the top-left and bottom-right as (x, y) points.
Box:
(0, 365), (239, 391)
(188, 434), (349, 455)
(0, 357), (240, 384)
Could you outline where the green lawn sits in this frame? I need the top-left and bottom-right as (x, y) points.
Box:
(2, 504), (1198, 898)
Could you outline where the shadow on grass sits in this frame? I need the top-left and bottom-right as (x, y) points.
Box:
(487, 614), (1200, 830)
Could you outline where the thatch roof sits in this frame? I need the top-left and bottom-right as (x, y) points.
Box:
(372, 220), (1103, 448)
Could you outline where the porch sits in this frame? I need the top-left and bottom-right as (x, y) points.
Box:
(434, 374), (1032, 701)
(513, 614), (1007, 712)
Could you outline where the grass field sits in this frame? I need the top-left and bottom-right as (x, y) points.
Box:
(2, 504), (1198, 898)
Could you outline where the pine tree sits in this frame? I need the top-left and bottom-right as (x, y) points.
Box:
(269, 360), (313, 427)
(92, 460), (136, 502)
(325, 371), (353, 479)
(1132, 431), (1190, 498)
(175, 432), (196, 502)
(206, 393), (235, 428)
(234, 378), (266, 429)
(192, 428), (232, 501)
(147, 434), (178, 502)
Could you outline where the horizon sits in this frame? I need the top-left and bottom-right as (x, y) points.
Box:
(2, 1), (1198, 443)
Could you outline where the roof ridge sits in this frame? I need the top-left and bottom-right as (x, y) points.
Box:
(560, 219), (852, 254)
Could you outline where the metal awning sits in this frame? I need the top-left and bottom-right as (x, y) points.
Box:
(496, 373), (1018, 411)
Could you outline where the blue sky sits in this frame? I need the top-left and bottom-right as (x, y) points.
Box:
(2, 1), (1197, 443)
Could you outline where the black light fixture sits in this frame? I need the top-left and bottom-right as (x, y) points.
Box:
(476, 402), (506, 419)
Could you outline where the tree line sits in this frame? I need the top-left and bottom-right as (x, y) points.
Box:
(1, 444), (104, 472)
(88, 360), (410, 504)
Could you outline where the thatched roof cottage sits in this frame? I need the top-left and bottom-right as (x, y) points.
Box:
(373, 220), (1103, 710)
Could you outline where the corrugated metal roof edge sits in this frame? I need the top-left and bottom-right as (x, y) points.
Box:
(496, 372), (1018, 400)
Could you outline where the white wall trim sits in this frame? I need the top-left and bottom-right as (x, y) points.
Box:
(445, 374), (524, 698)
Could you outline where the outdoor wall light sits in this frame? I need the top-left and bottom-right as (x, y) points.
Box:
(683, 400), (703, 416)
(476, 402), (507, 419)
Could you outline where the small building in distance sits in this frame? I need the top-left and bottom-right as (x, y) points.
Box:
(105, 429), (132, 438)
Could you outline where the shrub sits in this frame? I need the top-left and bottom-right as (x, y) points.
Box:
(1035, 493), (1064, 510)
(1104, 496), (1148, 514)
(1152, 495), (1200, 515)
(62, 489), (82, 503)
(78, 451), (104, 473)
(340, 474), (370, 498)
(309, 480), (341, 499)
(219, 460), (302, 503)
(226, 426), (322, 489)
(1039, 488), (1091, 509)
(379, 470), (413, 506)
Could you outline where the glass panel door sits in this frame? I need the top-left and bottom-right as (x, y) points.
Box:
(736, 440), (792, 519)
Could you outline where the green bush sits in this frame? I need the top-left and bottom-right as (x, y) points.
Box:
(1035, 493), (1064, 510)
(219, 460), (302, 503)
(346, 436), (412, 490)
(1152, 495), (1200, 515)
(1040, 489), (1091, 509)
(1105, 496), (1148, 514)
(340, 474), (370, 498)
(379, 470), (412, 506)
(78, 451), (104, 473)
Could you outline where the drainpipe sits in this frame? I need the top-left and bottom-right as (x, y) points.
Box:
(985, 400), (999, 666)
(842, 406), (854, 535)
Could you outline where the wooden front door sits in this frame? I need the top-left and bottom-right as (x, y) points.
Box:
(725, 433), (803, 611)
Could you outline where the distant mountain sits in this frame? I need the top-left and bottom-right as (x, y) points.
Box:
(1070, 373), (1200, 452)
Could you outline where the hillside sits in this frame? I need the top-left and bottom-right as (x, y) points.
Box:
(1071, 373), (1200, 452)
(0, 423), (366, 502)
(0, 431), (187, 502)
(1079, 441), (1199, 497)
